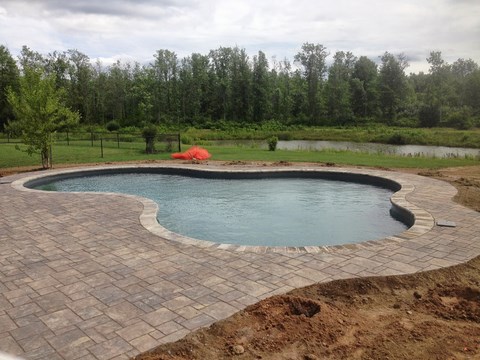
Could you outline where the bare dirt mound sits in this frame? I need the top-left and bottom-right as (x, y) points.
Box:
(134, 258), (480, 360)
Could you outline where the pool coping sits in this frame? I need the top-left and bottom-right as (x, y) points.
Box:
(12, 164), (435, 254)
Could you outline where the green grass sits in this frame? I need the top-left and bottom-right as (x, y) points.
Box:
(0, 143), (172, 168)
(203, 146), (479, 168)
(1, 142), (478, 170)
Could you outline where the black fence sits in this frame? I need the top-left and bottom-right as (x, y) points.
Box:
(0, 131), (182, 160)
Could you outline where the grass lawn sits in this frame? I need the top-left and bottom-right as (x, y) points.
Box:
(1, 142), (478, 170)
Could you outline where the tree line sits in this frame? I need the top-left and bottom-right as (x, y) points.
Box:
(1, 43), (479, 131)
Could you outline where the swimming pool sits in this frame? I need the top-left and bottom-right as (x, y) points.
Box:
(30, 168), (409, 247)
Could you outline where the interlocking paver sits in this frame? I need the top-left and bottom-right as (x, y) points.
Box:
(1, 164), (480, 359)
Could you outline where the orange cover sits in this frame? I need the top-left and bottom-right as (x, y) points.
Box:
(171, 146), (211, 160)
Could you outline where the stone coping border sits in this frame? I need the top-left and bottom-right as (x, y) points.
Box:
(12, 164), (435, 254)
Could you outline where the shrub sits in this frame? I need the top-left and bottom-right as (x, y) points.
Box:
(267, 136), (278, 151)
(106, 120), (120, 132)
(277, 132), (293, 141)
(387, 133), (408, 145)
(180, 134), (193, 145)
(142, 125), (158, 154)
(419, 104), (441, 127)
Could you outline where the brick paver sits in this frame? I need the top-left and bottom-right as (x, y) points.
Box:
(1, 164), (479, 359)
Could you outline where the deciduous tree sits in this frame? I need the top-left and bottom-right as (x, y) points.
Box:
(7, 67), (80, 168)
(0, 45), (19, 130)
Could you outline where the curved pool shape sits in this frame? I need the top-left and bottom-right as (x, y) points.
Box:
(30, 169), (408, 247)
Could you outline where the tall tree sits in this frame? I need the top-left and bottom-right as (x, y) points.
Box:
(325, 51), (356, 124)
(104, 60), (131, 123)
(45, 51), (70, 89)
(91, 60), (108, 125)
(209, 47), (233, 120)
(18, 45), (45, 71)
(152, 49), (179, 123)
(294, 43), (328, 124)
(67, 49), (94, 123)
(419, 51), (453, 126)
(6, 67), (79, 168)
(229, 47), (251, 122)
(130, 63), (154, 126)
(378, 52), (408, 122)
(464, 69), (480, 115)
(271, 58), (293, 123)
(0, 45), (20, 130)
(351, 56), (378, 119)
(252, 51), (270, 123)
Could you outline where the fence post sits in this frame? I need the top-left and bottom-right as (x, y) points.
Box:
(66, 131), (70, 146)
(117, 132), (120, 148)
(7, 132), (10, 143)
(178, 133), (181, 152)
(91, 132), (94, 147)
(49, 144), (53, 169)
(101, 138), (104, 158)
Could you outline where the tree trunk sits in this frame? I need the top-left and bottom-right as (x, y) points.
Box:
(41, 147), (50, 169)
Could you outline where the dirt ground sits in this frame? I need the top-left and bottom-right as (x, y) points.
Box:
(2, 162), (480, 360)
(131, 164), (480, 360)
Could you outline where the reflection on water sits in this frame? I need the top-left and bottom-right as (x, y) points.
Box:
(213, 140), (480, 158)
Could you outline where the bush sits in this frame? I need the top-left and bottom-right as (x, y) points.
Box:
(445, 107), (475, 130)
(419, 104), (441, 127)
(118, 126), (140, 134)
(106, 121), (120, 132)
(180, 134), (193, 145)
(267, 136), (278, 151)
(277, 132), (293, 141)
(387, 133), (408, 145)
(142, 125), (158, 154)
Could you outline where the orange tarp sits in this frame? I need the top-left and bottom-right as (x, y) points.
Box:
(171, 146), (211, 160)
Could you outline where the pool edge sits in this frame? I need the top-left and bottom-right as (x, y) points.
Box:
(12, 164), (436, 254)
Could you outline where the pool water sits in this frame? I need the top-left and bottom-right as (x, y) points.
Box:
(36, 173), (407, 247)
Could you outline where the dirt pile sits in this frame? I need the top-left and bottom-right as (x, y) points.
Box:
(135, 256), (480, 360)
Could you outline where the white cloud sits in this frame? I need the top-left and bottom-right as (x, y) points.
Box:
(0, 0), (479, 73)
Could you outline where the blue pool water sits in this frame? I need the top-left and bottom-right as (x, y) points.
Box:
(35, 172), (408, 247)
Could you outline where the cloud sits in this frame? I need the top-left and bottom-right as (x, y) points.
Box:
(0, 0), (479, 73)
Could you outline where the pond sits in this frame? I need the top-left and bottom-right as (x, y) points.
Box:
(33, 170), (408, 247)
(213, 140), (480, 158)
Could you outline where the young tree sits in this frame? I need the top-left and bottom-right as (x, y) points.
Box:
(7, 67), (80, 168)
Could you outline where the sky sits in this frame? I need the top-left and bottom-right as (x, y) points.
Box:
(0, 0), (479, 73)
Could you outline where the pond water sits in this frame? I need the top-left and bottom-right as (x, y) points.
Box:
(213, 140), (480, 158)
(35, 172), (407, 247)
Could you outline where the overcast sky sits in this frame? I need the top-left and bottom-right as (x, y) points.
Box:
(1, 0), (479, 73)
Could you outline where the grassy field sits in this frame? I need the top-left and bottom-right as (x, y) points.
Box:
(1, 142), (478, 170)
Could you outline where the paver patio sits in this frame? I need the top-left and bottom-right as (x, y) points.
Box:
(1, 164), (479, 360)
